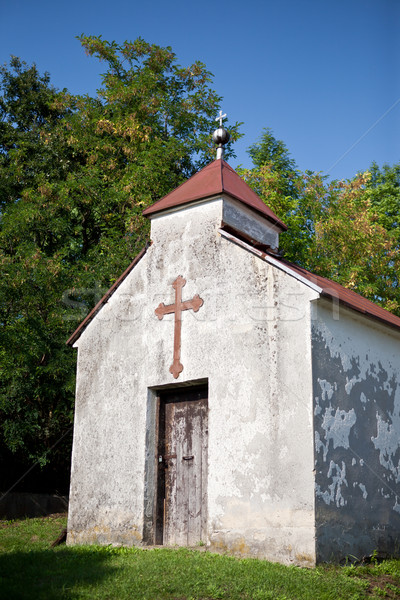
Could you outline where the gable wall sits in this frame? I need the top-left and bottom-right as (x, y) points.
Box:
(68, 198), (319, 565)
(312, 300), (400, 562)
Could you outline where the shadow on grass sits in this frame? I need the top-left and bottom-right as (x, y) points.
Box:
(0, 546), (117, 600)
(1, 544), (393, 600)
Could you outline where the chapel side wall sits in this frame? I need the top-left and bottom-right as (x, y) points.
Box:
(312, 300), (400, 562)
(203, 241), (318, 566)
(67, 256), (150, 546)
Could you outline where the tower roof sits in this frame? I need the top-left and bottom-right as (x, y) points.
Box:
(142, 159), (287, 231)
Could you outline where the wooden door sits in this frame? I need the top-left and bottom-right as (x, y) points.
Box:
(158, 387), (208, 546)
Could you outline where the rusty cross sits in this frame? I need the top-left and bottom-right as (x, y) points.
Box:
(155, 276), (203, 379)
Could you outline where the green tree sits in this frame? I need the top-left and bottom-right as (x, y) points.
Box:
(246, 127), (299, 200)
(0, 56), (74, 210)
(239, 129), (314, 265)
(242, 129), (400, 315)
(367, 161), (400, 237)
(0, 58), (77, 485)
(0, 38), (241, 488)
(300, 172), (399, 313)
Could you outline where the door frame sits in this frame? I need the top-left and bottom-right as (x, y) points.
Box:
(142, 380), (208, 545)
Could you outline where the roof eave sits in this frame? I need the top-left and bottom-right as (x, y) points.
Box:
(219, 227), (400, 333)
(319, 291), (400, 334)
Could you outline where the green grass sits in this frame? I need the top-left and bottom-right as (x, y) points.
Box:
(1, 516), (400, 599)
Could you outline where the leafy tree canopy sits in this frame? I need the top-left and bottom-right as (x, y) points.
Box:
(1, 37), (399, 492)
(241, 130), (400, 315)
(0, 37), (242, 486)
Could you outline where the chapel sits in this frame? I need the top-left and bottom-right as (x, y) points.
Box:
(66, 117), (400, 565)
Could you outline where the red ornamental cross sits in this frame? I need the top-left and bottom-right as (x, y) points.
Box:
(155, 276), (203, 379)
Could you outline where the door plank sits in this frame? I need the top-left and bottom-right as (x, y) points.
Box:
(162, 389), (208, 546)
(164, 402), (176, 545)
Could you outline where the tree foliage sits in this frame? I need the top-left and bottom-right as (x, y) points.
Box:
(246, 128), (299, 200)
(1, 39), (399, 491)
(0, 38), (241, 486)
(242, 131), (400, 315)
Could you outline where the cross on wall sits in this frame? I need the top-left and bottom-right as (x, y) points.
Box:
(155, 276), (204, 379)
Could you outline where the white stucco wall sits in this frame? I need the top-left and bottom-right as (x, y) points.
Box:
(68, 197), (318, 565)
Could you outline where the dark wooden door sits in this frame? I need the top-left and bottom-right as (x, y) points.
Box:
(159, 387), (208, 546)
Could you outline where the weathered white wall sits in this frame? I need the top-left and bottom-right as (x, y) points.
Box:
(68, 197), (318, 565)
(312, 300), (400, 561)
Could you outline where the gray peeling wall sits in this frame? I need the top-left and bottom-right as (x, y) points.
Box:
(68, 197), (318, 566)
(312, 300), (400, 562)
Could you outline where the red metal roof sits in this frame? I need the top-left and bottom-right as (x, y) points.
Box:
(142, 159), (287, 231)
(282, 258), (400, 330)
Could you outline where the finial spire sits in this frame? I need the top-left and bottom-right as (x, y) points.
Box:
(216, 110), (227, 127)
(213, 110), (230, 160)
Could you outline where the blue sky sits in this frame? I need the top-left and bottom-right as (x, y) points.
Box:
(1, 0), (399, 180)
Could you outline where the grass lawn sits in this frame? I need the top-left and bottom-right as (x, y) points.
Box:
(1, 515), (400, 599)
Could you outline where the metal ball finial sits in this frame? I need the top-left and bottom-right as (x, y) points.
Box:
(213, 110), (230, 159)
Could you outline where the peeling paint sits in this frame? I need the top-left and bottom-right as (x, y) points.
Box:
(68, 179), (400, 567)
(312, 303), (400, 562)
(316, 460), (348, 507)
(358, 483), (368, 499)
(319, 406), (356, 461)
(318, 379), (335, 401)
(345, 376), (360, 394)
(371, 390), (400, 483)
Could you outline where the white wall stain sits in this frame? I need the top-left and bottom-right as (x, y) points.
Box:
(316, 461), (348, 507)
(315, 431), (324, 458)
(371, 388), (400, 484)
(318, 406), (357, 461)
(358, 483), (368, 499)
(314, 400), (322, 416)
(352, 481), (367, 499)
(345, 376), (360, 394)
(318, 379), (335, 401)
(384, 381), (394, 395)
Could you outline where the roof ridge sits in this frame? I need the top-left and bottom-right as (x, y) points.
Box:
(143, 159), (287, 230)
(142, 161), (219, 216)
